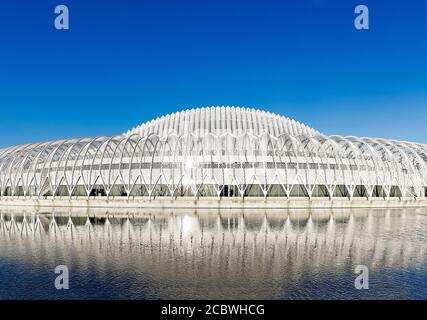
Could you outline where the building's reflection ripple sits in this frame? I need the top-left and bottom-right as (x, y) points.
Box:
(0, 208), (426, 299)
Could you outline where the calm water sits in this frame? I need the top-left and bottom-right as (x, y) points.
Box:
(0, 207), (426, 300)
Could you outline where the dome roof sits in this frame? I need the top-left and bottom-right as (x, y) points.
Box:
(125, 106), (320, 138)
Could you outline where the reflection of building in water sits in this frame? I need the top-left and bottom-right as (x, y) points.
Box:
(0, 208), (426, 298)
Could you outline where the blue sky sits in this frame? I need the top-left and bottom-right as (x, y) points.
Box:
(0, 0), (426, 147)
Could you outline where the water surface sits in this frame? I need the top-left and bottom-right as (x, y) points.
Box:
(0, 207), (426, 299)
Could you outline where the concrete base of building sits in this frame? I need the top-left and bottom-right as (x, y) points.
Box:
(0, 196), (427, 210)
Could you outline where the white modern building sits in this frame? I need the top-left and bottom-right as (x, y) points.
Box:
(0, 106), (426, 200)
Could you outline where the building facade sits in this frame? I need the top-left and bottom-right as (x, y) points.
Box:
(0, 106), (426, 200)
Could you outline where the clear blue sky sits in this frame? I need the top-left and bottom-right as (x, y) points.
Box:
(0, 0), (426, 148)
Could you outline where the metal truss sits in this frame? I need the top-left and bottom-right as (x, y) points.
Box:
(0, 107), (426, 200)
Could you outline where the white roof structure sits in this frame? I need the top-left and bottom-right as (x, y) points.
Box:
(124, 106), (320, 137)
(0, 106), (426, 200)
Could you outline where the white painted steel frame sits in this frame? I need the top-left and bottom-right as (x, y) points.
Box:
(0, 107), (426, 200)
